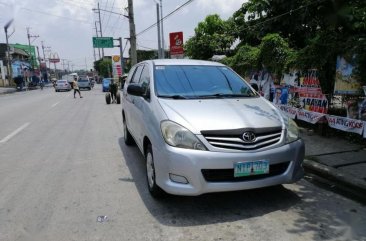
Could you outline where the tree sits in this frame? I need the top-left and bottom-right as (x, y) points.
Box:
(185, 14), (235, 60)
(94, 59), (112, 78)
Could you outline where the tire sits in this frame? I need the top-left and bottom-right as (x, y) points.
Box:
(116, 92), (121, 104)
(145, 144), (164, 198)
(123, 116), (135, 146)
(106, 93), (111, 104)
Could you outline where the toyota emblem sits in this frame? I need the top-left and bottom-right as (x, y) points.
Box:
(242, 131), (256, 143)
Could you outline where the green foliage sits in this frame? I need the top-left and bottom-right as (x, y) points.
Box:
(94, 59), (112, 78)
(184, 14), (235, 60)
(258, 33), (294, 77)
(137, 50), (157, 62)
(224, 45), (260, 77)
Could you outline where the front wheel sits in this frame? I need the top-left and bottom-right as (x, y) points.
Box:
(146, 145), (164, 198)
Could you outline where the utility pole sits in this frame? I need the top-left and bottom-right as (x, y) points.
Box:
(94, 21), (101, 59)
(128, 0), (137, 65)
(160, 0), (165, 58)
(97, 2), (104, 57)
(156, 2), (162, 59)
(4, 19), (13, 86)
(85, 57), (87, 71)
(26, 27), (39, 69)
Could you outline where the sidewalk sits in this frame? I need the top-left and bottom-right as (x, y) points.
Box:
(300, 127), (366, 200)
(0, 87), (17, 95)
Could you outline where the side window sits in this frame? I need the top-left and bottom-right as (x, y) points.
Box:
(126, 66), (137, 85)
(131, 65), (144, 84)
(139, 65), (150, 94)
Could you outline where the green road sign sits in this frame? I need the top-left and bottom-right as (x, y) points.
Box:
(93, 37), (114, 48)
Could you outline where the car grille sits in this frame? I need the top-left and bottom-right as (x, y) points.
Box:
(201, 127), (282, 151)
(201, 162), (290, 182)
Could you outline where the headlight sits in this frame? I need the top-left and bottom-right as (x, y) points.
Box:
(286, 118), (300, 143)
(161, 121), (207, 151)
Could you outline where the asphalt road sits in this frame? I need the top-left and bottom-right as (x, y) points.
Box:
(0, 85), (365, 241)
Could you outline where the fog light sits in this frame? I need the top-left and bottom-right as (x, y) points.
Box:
(169, 173), (189, 184)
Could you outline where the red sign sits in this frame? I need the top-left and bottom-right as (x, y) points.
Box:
(169, 32), (184, 56)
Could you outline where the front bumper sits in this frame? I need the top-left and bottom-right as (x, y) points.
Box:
(154, 139), (304, 196)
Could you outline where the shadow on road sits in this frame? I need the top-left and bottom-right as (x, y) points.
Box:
(117, 138), (301, 227)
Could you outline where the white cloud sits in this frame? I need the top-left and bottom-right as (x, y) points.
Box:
(196, 0), (246, 16)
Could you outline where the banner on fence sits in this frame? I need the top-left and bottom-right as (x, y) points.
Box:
(326, 115), (364, 135)
(276, 105), (297, 119)
(296, 109), (325, 124)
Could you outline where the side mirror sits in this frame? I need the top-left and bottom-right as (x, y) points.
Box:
(127, 84), (144, 96)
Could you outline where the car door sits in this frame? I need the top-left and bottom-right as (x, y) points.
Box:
(133, 64), (151, 146)
(124, 65), (144, 141)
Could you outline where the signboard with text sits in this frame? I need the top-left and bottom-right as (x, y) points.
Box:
(169, 32), (184, 57)
(92, 37), (114, 48)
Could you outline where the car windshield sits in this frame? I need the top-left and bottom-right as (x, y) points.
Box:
(103, 79), (111, 84)
(154, 65), (257, 99)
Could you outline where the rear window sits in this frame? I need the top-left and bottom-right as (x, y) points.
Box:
(79, 79), (88, 82)
(103, 79), (111, 84)
(57, 81), (66, 83)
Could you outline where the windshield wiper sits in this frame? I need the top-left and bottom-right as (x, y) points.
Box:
(158, 95), (188, 99)
(196, 93), (256, 99)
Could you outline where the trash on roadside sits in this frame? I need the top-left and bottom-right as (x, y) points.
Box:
(97, 216), (108, 223)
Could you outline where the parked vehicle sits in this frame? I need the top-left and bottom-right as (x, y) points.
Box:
(55, 80), (71, 92)
(122, 59), (304, 197)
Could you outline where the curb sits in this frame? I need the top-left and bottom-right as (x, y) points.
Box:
(0, 89), (17, 95)
(303, 159), (366, 198)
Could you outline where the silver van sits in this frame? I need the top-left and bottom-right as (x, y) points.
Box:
(122, 59), (304, 197)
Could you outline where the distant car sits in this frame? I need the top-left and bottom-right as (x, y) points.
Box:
(78, 79), (92, 90)
(102, 78), (111, 92)
(55, 80), (71, 92)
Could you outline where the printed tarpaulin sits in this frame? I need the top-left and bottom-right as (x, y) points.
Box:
(326, 115), (364, 135)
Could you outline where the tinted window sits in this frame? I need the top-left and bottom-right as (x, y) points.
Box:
(139, 65), (150, 94)
(79, 79), (88, 82)
(131, 65), (144, 84)
(154, 65), (256, 98)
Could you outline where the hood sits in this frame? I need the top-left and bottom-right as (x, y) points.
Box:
(158, 97), (284, 134)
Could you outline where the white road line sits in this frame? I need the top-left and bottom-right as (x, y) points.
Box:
(51, 102), (60, 108)
(0, 123), (30, 144)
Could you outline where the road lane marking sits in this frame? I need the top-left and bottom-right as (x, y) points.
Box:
(0, 123), (30, 144)
(51, 102), (60, 108)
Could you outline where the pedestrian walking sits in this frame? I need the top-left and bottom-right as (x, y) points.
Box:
(72, 78), (83, 98)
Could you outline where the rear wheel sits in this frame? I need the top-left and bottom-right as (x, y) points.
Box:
(123, 117), (134, 146)
(106, 93), (111, 104)
(146, 145), (164, 198)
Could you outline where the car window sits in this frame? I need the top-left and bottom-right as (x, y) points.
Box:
(131, 65), (144, 84)
(154, 65), (256, 98)
(139, 65), (150, 94)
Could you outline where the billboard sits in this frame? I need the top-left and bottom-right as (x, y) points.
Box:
(334, 56), (362, 95)
(169, 32), (184, 58)
(112, 55), (122, 78)
(10, 43), (38, 68)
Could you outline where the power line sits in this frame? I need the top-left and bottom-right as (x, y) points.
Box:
(136, 0), (194, 36)
(103, 0), (116, 33)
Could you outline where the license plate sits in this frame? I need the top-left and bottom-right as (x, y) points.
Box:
(234, 160), (269, 177)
